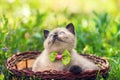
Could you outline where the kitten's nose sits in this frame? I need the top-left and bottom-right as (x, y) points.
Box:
(53, 34), (58, 39)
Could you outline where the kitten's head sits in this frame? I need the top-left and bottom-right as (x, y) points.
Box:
(43, 23), (76, 53)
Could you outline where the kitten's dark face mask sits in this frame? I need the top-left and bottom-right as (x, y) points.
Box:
(52, 32), (64, 44)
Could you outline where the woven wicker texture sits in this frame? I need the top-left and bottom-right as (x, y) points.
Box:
(6, 51), (109, 80)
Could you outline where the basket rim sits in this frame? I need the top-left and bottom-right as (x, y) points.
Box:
(6, 51), (110, 79)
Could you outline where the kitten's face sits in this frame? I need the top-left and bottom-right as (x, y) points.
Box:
(44, 23), (76, 53)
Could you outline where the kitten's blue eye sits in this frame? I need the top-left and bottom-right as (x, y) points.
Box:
(60, 31), (65, 35)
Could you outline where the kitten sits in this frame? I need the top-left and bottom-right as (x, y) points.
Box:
(32, 23), (99, 74)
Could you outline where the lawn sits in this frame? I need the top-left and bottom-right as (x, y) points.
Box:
(0, 0), (120, 80)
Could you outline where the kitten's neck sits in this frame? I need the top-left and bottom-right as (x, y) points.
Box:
(45, 49), (74, 54)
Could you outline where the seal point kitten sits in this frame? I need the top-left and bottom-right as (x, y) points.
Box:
(32, 23), (99, 74)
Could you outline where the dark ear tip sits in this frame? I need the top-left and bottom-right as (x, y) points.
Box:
(67, 23), (74, 27)
(44, 30), (49, 34)
(43, 30), (49, 39)
(66, 23), (75, 35)
(69, 23), (73, 25)
(44, 30), (49, 32)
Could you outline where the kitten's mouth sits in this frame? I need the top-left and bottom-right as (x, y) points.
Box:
(52, 37), (65, 44)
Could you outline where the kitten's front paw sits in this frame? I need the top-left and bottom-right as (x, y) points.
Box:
(69, 65), (82, 75)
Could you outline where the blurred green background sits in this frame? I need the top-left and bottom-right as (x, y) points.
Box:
(0, 0), (120, 80)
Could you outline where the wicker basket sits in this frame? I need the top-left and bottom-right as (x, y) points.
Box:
(6, 51), (110, 80)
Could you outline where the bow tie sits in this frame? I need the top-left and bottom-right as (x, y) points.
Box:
(49, 49), (71, 66)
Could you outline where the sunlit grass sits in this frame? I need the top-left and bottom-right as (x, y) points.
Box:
(0, 0), (120, 80)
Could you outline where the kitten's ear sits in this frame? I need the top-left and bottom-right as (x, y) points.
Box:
(44, 30), (49, 39)
(66, 23), (75, 35)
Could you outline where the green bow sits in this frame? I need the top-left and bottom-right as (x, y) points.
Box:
(49, 49), (71, 66)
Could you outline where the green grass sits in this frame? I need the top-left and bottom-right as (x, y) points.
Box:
(0, 0), (120, 80)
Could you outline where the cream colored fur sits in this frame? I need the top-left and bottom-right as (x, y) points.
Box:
(32, 27), (99, 72)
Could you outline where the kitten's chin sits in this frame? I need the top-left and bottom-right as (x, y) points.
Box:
(52, 38), (66, 45)
(46, 46), (73, 53)
(45, 40), (75, 53)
